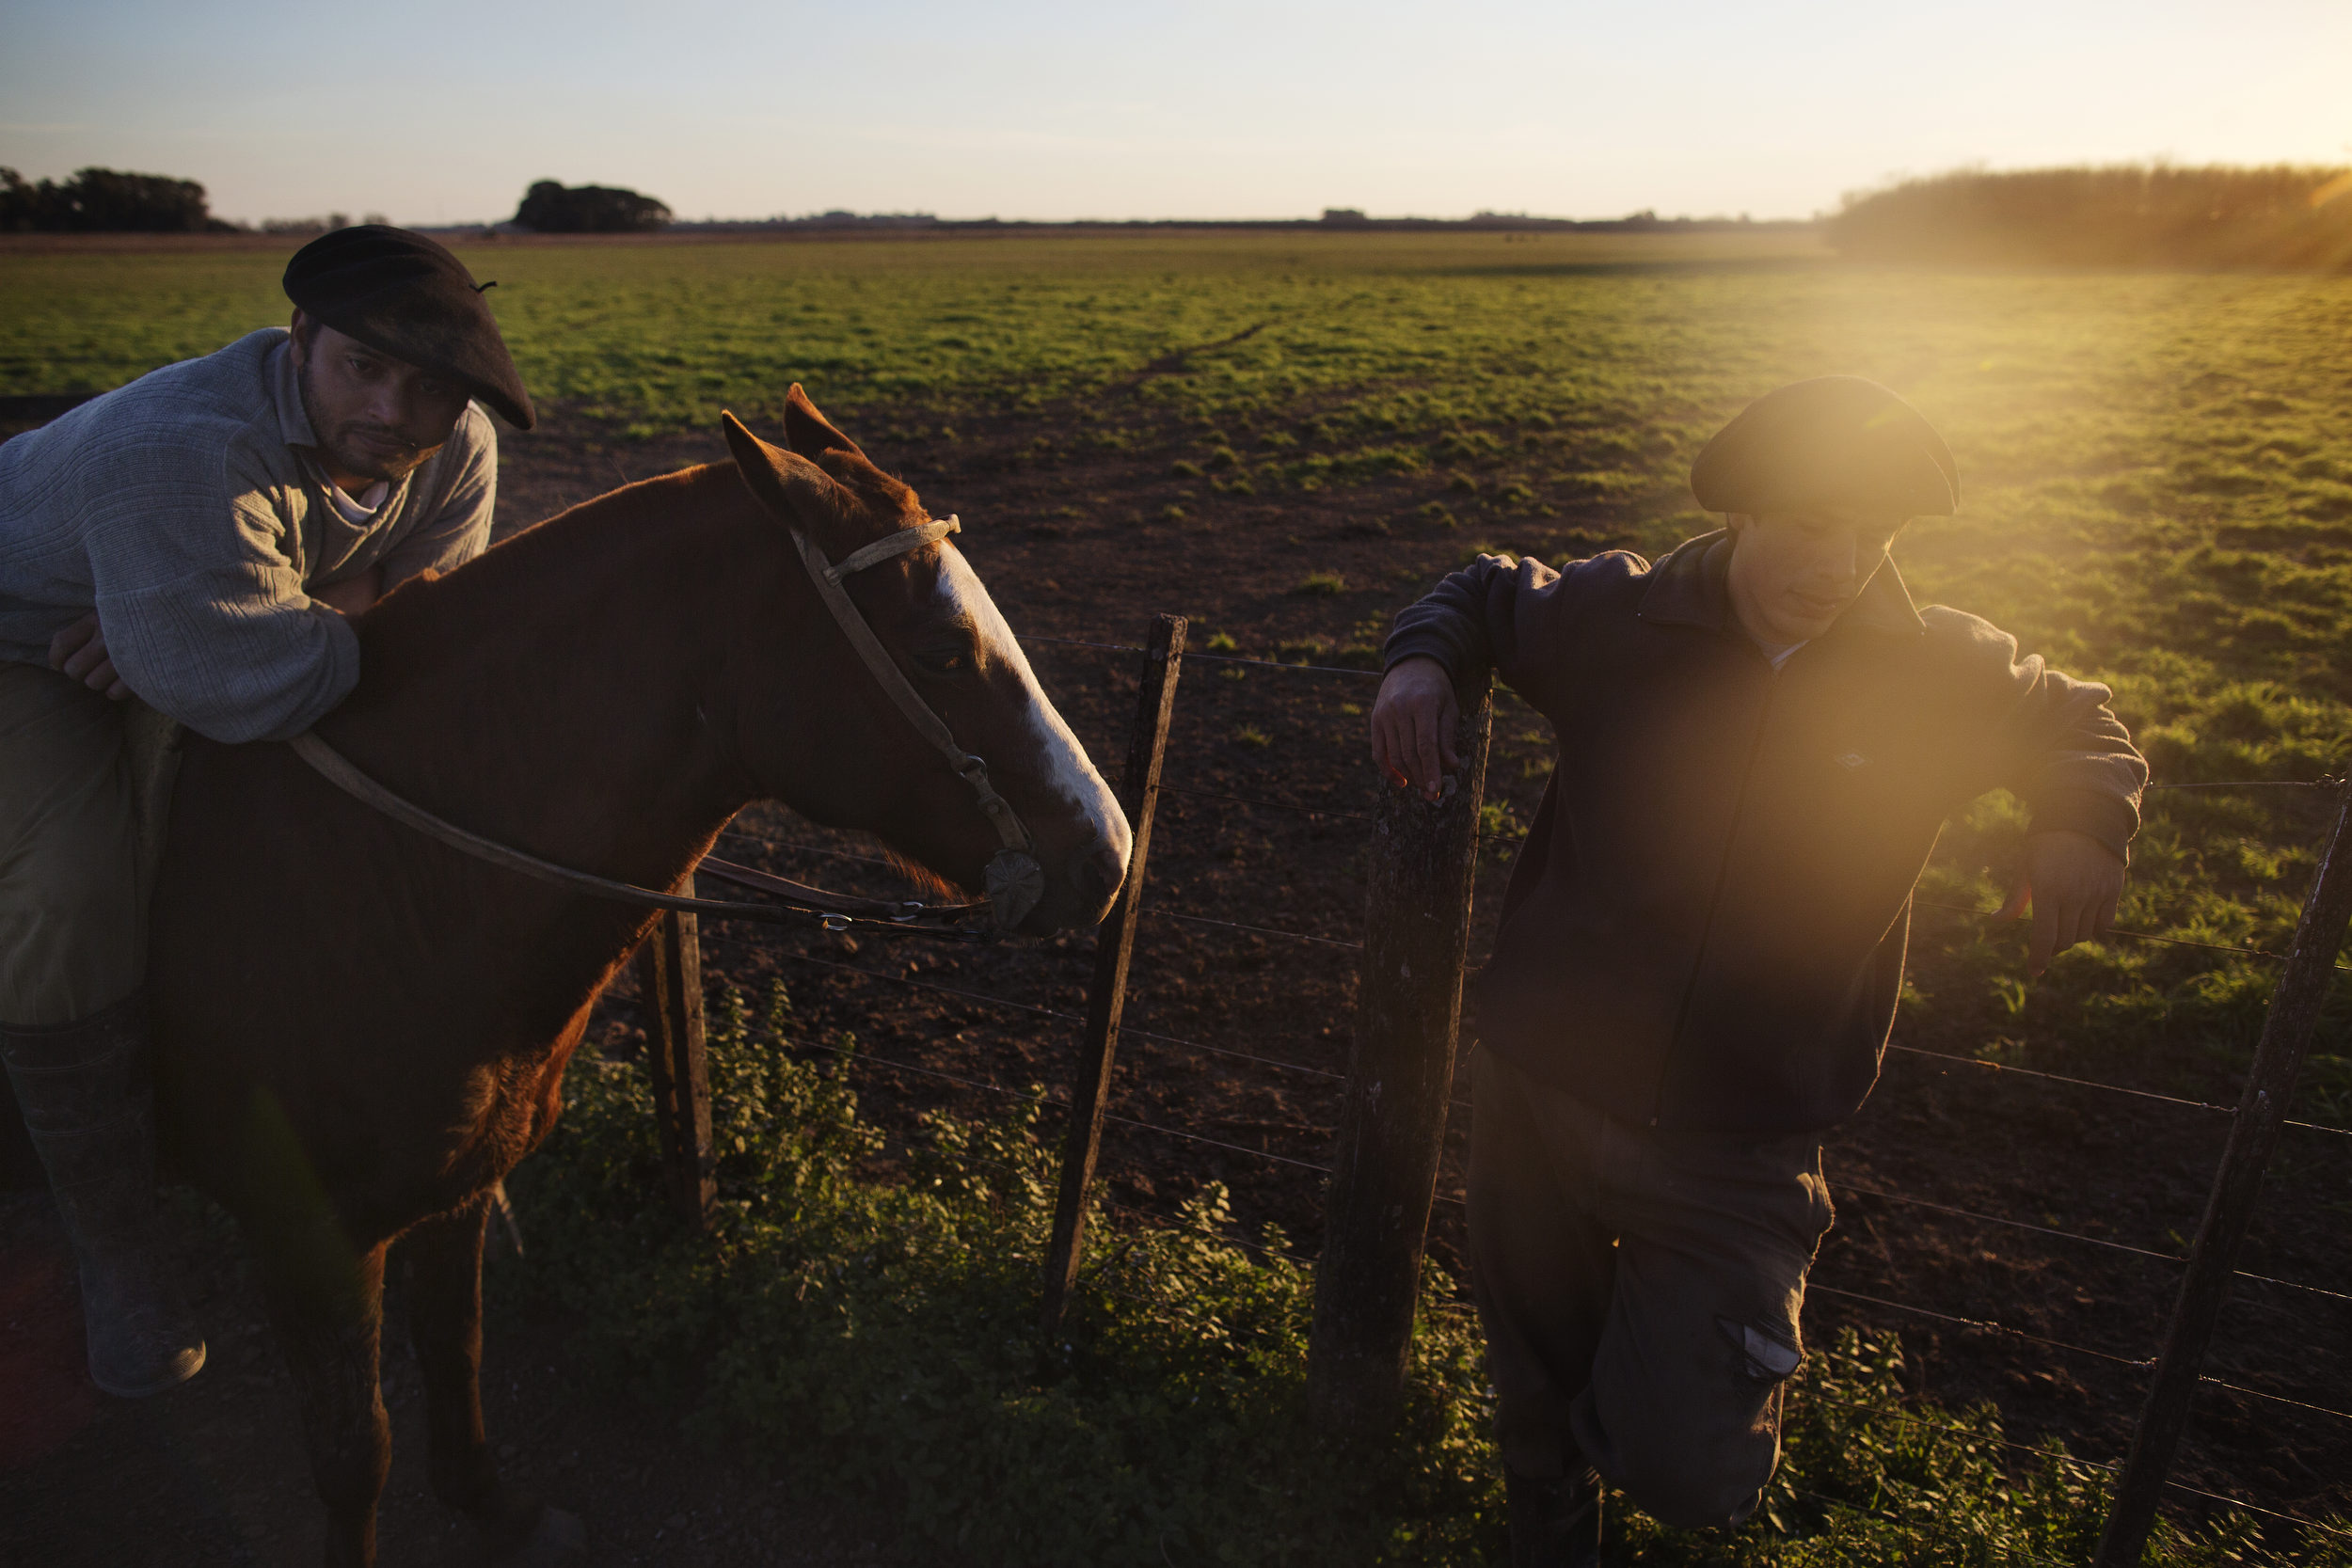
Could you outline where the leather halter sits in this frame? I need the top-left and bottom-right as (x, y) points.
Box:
(285, 512), (1046, 935)
(777, 512), (1045, 931)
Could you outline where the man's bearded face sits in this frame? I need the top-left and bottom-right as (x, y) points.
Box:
(290, 314), (471, 485)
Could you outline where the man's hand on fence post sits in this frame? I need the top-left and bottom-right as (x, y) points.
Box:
(1371, 657), (1460, 802)
(1997, 830), (2127, 975)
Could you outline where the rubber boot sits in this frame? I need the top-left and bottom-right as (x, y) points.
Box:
(1, 991), (205, 1397)
(1506, 1465), (1602, 1568)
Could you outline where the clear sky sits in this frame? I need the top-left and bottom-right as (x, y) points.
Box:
(4, 0), (2346, 226)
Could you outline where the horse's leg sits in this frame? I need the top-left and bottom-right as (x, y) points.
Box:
(258, 1240), (391, 1568)
(405, 1193), (582, 1563)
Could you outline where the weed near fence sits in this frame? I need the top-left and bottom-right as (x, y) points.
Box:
(498, 977), (2350, 1566)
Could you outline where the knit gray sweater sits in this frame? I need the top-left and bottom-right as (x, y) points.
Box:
(0, 328), (495, 742)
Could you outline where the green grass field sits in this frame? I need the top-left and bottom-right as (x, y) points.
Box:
(9, 230), (2350, 1562)
(13, 230), (2348, 1073)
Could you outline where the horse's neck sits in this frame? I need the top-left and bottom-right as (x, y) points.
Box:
(324, 467), (763, 899)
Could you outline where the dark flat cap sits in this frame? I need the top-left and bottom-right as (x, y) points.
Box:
(1690, 376), (1956, 518)
(282, 225), (534, 429)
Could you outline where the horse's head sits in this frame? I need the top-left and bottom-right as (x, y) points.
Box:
(717, 388), (1130, 934)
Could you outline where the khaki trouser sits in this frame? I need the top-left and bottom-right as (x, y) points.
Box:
(0, 662), (180, 1027)
(1468, 1045), (1835, 1530)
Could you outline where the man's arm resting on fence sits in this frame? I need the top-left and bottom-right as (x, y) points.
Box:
(1934, 606), (2148, 978)
(1371, 657), (1459, 801)
(1997, 830), (2126, 977)
(1375, 550), (1626, 798)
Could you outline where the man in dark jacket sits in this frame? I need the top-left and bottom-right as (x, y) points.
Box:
(1369, 377), (2144, 1564)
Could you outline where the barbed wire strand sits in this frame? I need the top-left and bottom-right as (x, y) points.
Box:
(1807, 1282), (2154, 1370)
(1158, 782), (1373, 822)
(1834, 1180), (2352, 1306)
(1025, 636), (1144, 655)
(697, 850), (2351, 1146)
(2146, 780), (2344, 792)
(1812, 1283), (2352, 1427)
(746, 942), (1345, 1083)
(1914, 897), (2352, 973)
(1885, 1041), (2352, 1143)
(1151, 908), (1364, 951)
(1885, 1042), (2235, 1116)
(1800, 1388), (2122, 1472)
(775, 1030), (1346, 1189)
(1186, 650), (1384, 680)
(1100, 1113), (1332, 1174)
(2159, 1481), (2352, 1544)
(751, 1013), (1345, 1182)
(2196, 1376), (2352, 1426)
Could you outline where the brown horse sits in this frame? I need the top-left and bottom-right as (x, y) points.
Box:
(139, 388), (1129, 1566)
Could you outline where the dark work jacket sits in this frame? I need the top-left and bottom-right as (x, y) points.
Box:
(1384, 533), (2146, 1135)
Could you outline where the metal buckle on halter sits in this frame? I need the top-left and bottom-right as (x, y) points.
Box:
(818, 913), (852, 933)
(889, 901), (925, 924)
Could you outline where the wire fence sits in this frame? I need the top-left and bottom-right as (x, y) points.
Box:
(683, 621), (2351, 1552)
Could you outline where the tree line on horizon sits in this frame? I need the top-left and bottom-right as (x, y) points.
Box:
(1826, 163), (2352, 269)
(0, 169), (675, 236)
(10, 162), (2352, 269)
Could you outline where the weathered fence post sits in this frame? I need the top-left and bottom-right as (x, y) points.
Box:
(1041, 613), (1189, 1331)
(636, 889), (715, 1228)
(2095, 784), (2352, 1564)
(1308, 680), (1493, 1432)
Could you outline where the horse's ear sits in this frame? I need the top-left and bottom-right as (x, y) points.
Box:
(780, 384), (866, 461)
(723, 410), (838, 528)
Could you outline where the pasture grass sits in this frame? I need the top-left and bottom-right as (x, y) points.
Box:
(498, 981), (2351, 1566)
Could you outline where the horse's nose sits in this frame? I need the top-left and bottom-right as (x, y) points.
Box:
(1073, 843), (1127, 911)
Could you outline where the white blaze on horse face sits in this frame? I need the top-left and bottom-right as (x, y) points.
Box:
(934, 546), (1131, 873)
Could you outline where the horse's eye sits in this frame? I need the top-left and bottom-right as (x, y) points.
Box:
(914, 647), (972, 678)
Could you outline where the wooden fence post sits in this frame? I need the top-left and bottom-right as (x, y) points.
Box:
(2094, 784), (2352, 1564)
(1308, 681), (1493, 1432)
(636, 888), (715, 1228)
(1041, 613), (1189, 1332)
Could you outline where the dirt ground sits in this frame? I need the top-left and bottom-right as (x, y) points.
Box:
(4, 391), (2346, 1563)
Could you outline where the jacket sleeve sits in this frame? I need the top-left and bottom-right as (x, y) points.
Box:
(1383, 551), (1623, 713)
(1928, 607), (2147, 861)
(85, 436), (359, 745)
(373, 404), (497, 590)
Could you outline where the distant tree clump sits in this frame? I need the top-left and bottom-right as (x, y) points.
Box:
(512, 180), (672, 233)
(1826, 164), (2352, 269)
(0, 166), (230, 233)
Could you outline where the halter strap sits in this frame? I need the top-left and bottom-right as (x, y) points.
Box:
(826, 516), (959, 581)
(784, 516), (1034, 863)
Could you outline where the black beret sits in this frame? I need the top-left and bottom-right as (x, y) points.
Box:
(282, 225), (534, 430)
(1690, 376), (1956, 518)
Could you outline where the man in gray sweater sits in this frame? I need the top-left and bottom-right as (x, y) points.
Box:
(1371, 379), (2143, 1564)
(0, 226), (534, 1397)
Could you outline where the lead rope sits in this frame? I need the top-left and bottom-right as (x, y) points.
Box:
(286, 515), (1042, 934)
